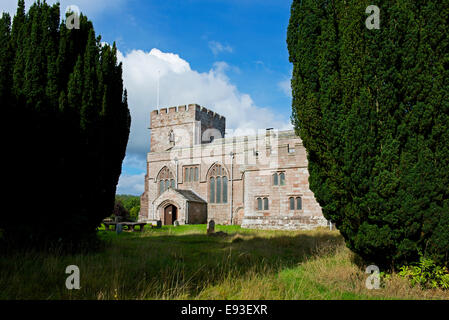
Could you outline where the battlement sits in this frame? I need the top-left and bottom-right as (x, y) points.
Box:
(149, 104), (226, 152)
(150, 104), (226, 129)
(151, 104), (225, 119)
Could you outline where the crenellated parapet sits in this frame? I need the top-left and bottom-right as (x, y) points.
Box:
(150, 104), (225, 128)
(149, 104), (226, 152)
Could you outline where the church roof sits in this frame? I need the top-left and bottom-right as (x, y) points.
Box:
(174, 189), (207, 203)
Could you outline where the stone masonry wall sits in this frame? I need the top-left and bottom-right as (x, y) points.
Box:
(140, 105), (326, 230)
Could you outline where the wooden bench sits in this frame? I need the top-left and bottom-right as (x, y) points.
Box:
(103, 222), (147, 232)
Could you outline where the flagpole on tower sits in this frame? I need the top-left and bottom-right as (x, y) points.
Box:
(157, 70), (160, 108)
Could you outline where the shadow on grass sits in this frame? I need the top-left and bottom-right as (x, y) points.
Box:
(0, 226), (344, 299)
(101, 227), (344, 296)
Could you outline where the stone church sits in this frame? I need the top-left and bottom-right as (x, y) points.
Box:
(138, 104), (328, 230)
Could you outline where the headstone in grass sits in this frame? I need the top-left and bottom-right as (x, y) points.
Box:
(174, 220), (179, 227)
(207, 220), (215, 234)
(156, 220), (162, 229)
(116, 223), (123, 234)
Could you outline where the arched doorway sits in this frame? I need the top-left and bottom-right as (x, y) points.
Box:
(164, 204), (178, 225)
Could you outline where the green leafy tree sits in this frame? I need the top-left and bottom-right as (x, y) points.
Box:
(115, 195), (140, 221)
(1, 1), (131, 251)
(288, 0), (449, 268)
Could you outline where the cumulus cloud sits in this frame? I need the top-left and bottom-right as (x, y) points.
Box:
(117, 48), (292, 159)
(278, 78), (292, 98)
(208, 41), (233, 55)
(116, 47), (292, 194)
(116, 172), (145, 195)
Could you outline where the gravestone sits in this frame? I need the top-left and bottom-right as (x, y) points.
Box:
(174, 220), (180, 227)
(156, 220), (162, 229)
(207, 220), (215, 234)
(116, 223), (123, 234)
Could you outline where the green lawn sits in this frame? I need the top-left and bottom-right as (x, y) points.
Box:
(0, 225), (447, 300)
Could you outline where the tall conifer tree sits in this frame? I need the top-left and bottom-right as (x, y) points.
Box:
(288, 0), (449, 268)
(1, 1), (131, 251)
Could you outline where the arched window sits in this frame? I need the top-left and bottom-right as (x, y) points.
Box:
(257, 198), (262, 210)
(157, 167), (174, 195)
(296, 197), (302, 210)
(185, 167), (189, 182)
(273, 172), (285, 186)
(280, 173), (285, 185)
(273, 173), (278, 185)
(289, 197), (295, 210)
(256, 197), (269, 211)
(194, 167), (199, 181)
(288, 196), (303, 211)
(209, 164), (228, 204)
(190, 167), (194, 182)
(169, 130), (175, 143)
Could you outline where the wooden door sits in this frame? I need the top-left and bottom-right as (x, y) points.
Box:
(164, 205), (177, 225)
(164, 205), (172, 225)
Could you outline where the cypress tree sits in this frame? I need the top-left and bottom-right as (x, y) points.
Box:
(288, 0), (449, 268)
(0, 13), (12, 105)
(1, 1), (131, 252)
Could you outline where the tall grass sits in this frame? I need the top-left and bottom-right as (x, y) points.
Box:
(0, 225), (447, 300)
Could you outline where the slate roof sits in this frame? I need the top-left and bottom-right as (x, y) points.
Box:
(174, 189), (207, 203)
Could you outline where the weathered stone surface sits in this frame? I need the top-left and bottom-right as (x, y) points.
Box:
(139, 105), (327, 230)
(207, 220), (215, 234)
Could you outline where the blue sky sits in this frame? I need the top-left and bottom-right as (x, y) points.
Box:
(2, 0), (294, 195)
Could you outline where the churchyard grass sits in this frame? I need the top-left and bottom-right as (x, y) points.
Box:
(0, 225), (448, 300)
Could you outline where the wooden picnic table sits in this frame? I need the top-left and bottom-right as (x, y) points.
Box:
(103, 221), (147, 232)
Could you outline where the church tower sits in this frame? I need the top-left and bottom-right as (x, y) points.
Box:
(149, 104), (226, 152)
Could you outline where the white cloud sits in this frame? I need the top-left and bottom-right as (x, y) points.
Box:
(123, 154), (147, 170)
(117, 47), (292, 194)
(117, 172), (145, 195)
(208, 41), (233, 55)
(117, 47), (292, 160)
(278, 78), (292, 98)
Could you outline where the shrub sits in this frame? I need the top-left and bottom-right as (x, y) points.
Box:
(398, 256), (449, 290)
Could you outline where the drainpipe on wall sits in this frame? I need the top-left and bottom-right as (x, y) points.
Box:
(174, 157), (178, 188)
(229, 151), (235, 225)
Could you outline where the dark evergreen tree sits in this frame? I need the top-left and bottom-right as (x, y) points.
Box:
(0, 13), (12, 107)
(1, 1), (131, 252)
(288, 0), (449, 268)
